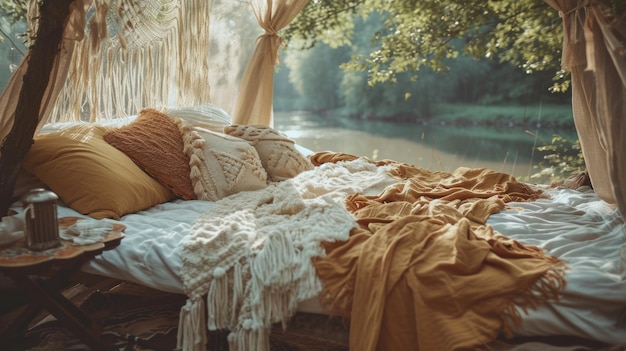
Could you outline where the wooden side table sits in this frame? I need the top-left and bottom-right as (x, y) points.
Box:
(0, 217), (125, 351)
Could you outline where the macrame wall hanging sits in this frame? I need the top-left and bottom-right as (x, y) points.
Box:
(26, 0), (255, 123)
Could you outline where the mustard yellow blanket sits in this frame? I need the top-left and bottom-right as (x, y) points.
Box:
(310, 152), (566, 351)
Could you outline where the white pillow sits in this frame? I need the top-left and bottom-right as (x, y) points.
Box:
(167, 104), (232, 134)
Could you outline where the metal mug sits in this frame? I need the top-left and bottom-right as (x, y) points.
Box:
(21, 188), (60, 250)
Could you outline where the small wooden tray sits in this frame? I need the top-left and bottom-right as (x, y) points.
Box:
(0, 217), (125, 268)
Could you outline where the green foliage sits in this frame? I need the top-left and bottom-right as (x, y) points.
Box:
(285, 0), (359, 49)
(0, 1), (27, 91)
(530, 134), (585, 182)
(286, 0), (568, 90)
(278, 33), (571, 118)
(283, 41), (350, 111)
(0, 0), (28, 45)
(0, 0), (28, 25)
(281, 6), (573, 118)
(436, 103), (574, 125)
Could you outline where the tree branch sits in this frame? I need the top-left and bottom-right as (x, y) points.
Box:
(0, 0), (74, 216)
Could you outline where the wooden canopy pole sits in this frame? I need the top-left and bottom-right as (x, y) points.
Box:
(0, 0), (74, 216)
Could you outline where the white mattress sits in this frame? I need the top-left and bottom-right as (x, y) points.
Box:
(7, 179), (626, 344)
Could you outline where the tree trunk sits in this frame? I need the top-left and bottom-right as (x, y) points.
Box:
(0, 0), (74, 216)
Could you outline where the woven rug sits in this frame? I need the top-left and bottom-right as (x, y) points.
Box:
(3, 279), (623, 351)
(3, 281), (350, 351)
(4, 282), (186, 351)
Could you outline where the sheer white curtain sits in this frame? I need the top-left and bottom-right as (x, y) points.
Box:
(0, 0), (303, 131)
(0, 0), (91, 148)
(232, 0), (309, 127)
(544, 0), (626, 218)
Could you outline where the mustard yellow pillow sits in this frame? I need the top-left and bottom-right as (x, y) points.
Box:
(12, 167), (46, 202)
(103, 108), (196, 200)
(22, 125), (175, 220)
(223, 124), (313, 181)
(179, 123), (268, 201)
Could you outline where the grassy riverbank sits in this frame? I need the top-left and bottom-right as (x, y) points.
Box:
(329, 103), (575, 130)
(434, 103), (574, 128)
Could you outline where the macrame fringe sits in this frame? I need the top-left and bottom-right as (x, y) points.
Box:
(206, 273), (230, 331)
(231, 261), (244, 325)
(179, 171), (359, 351)
(43, 0), (212, 123)
(251, 231), (296, 285)
(297, 266), (323, 301)
(177, 299), (207, 351)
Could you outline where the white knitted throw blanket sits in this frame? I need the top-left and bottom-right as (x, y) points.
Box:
(176, 157), (398, 351)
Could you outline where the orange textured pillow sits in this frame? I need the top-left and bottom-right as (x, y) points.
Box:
(22, 125), (174, 220)
(104, 108), (196, 200)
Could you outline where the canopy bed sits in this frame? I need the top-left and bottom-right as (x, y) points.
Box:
(1, 0), (625, 351)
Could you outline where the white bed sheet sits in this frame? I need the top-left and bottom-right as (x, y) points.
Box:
(69, 199), (214, 294)
(487, 186), (626, 344)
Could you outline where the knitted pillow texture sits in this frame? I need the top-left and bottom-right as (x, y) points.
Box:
(103, 108), (196, 200)
(223, 124), (313, 182)
(22, 125), (174, 220)
(178, 122), (268, 201)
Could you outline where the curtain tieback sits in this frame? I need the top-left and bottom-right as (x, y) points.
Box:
(259, 30), (285, 64)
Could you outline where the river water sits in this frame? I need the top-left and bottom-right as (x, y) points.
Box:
(274, 111), (578, 181)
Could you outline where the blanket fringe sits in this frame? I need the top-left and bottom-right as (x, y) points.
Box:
(207, 272), (231, 330)
(232, 261), (244, 326)
(500, 262), (567, 337)
(178, 159), (374, 351)
(251, 231), (296, 287)
(177, 299), (207, 351)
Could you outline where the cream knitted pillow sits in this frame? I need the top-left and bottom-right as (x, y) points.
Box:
(223, 124), (313, 182)
(178, 122), (268, 201)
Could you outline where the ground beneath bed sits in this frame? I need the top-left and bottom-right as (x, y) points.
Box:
(0, 278), (623, 351)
